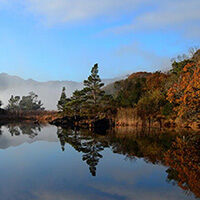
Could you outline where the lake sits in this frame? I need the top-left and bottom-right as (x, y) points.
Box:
(0, 123), (199, 200)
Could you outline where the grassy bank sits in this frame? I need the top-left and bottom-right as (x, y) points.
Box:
(0, 109), (58, 123)
(113, 108), (200, 130)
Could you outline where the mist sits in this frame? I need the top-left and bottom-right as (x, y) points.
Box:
(0, 73), (124, 110)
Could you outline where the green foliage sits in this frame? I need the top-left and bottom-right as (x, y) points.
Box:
(83, 63), (105, 105)
(57, 87), (67, 111)
(60, 63), (112, 118)
(7, 95), (20, 110)
(111, 49), (200, 122)
(64, 89), (86, 117)
(170, 59), (191, 77)
(137, 90), (165, 119)
(7, 92), (44, 111)
(19, 92), (44, 111)
(114, 77), (146, 107)
(161, 102), (173, 116)
(57, 48), (200, 123)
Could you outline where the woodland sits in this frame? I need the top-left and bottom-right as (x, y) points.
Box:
(55, 48), (200, 129)
(1, 48), (200, 129)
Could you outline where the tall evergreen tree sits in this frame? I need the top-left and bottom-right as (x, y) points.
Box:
(83, 63), (105, 105)
(57, 87), (67, 111)
(60, 64), (112, 118)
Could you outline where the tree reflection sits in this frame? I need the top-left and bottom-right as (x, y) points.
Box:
(0, 126), (3, 136)
(7, 123), (42, 138)
(164, 135), (200, 198)
(57, 127), (108, 176)
(8, 126), (21, 136)
(56, 126), (199, 198)
(82, 140), (104, 176)
(109, 128), (175, 164)
(19, 124), (41, 138)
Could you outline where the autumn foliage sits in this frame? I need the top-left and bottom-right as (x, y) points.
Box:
(164, 136), (200, 197)
(145, 71), (169, 92)
(57, 49), (200, 126)
(111, 49), (200, 124)
(167, 62), (200, 120)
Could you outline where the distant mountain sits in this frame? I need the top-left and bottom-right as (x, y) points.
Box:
(0, 73), (126, 110)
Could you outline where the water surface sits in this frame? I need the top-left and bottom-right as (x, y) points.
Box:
(0, 123), (199, 200)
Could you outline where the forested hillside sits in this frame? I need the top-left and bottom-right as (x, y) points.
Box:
(57, 49), (200, 129)
(109, 49), (200, 127)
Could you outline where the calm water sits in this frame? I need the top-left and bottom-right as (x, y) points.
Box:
(0, 123), (199, 200)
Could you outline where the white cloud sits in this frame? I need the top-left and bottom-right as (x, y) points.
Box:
(1, 0), (199, 36)
(20, 0), (148, 25)
(108, 0), (200, 38)
(113, 42), (171, 72)
(137, 0), (200, 28)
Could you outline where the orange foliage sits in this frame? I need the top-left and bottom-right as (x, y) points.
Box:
(128, 72), (151, 80)
(167, 62), (200, 119)
(145, 72), (169, 91)
(164, 137), (200, 197)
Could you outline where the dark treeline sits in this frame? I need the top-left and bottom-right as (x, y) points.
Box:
(56, 48), (200, 128)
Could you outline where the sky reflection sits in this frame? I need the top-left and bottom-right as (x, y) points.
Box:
(0, 124), (198, 200)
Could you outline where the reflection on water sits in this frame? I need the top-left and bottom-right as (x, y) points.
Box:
(165, 136), (200, 197)
(57, 128), (109, 176)
(7, 123), (42, 138)
(0, 124), (199, 200)
(0, 123), (58, 149)
(57, 127), (200, 198)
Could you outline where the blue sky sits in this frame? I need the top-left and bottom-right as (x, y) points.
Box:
(0, 0), (199, 82)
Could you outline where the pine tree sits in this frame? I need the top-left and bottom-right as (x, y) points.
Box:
(64, 89), (85, 117)
(83, 63), (105, 105)
(57, 87), (67, 111)
(59, 64), (112, 118)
